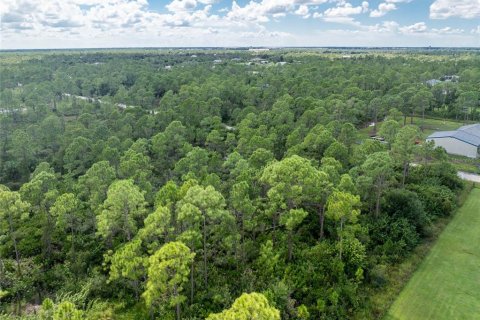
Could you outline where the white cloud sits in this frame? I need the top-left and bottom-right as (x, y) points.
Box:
(166, 0), (198, 12)
(0, 0), (478, 49)
(295, 5), (310, 18)
(226, 0), (328, 23)
(430, 0), (480, 19)
(319, 1), (368, 25)
(399, 22), (427, 34)
(431, 27), (464, 34)
(367, 20), (399, 32)
(323, 1), (368, 18)
(370, 3), (396, 17)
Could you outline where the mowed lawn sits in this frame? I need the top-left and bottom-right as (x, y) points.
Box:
(386, 188), (480, 320)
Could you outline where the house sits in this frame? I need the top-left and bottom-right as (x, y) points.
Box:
(426, 79), (442, 86)
(426, 124), (480, 158)
(441, 75), (459, 82)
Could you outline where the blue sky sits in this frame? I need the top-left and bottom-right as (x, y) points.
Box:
(1, 0), (479, 49)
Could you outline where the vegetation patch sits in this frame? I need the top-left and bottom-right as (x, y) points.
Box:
(386, 186), (480, 320)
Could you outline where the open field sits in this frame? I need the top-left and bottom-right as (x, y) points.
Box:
(409, 116), (474, 137)
(386, 188), (480, 320)
(359, 116), (470, 138)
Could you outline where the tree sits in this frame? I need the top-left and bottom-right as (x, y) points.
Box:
(53, 301), (83, 320)
(255, 240), (280, 283)
(368, 97), (383, 133)
(50, 193), (81, 255)
(392, 125), (420, 186)
(324, 141), (349, 168)
(97, 179), (147, 244)
(19, 171), (58, 262)
(281, 209), (308, 261)
(326, 191), (361, 260)
(412, 89), (433, 128)
(261, 155), (331, 240)
(378, 120), (400, 149)
(10, 129), (35, 179)
(0, 187), (30, 312)
(338, 123), (357, 151)
(119, 148), (153, 200)
(176, 185), (235, 289)
(106, 238), (146, 299)
(173, 147), (213, 182)
(385, 107), (403, 123)
(206, 292), (280, 320)
(288, 124), (334, 162)
(143, 241), (194, 320)
(151, 121), (191, 179)
(138, 205), (175, 251)
(399, 88), (415, 125)
(230, 181), (256, 263)
(359, 151), (394, 216)
(77, 161), (116, 212)
(63, 136), (94, 177)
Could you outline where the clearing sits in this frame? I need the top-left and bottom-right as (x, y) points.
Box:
(386, 188), (480, 320)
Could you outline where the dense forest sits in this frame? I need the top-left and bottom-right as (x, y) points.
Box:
(1, 48), (479, 319)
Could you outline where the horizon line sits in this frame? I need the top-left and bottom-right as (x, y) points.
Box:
(2, 46), (480, 52)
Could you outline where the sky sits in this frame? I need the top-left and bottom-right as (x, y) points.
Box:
(0, 0), (479, 49)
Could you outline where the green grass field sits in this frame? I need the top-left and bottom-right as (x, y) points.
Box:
(385, 188), (480, 320)
(359, 116), (469, 139)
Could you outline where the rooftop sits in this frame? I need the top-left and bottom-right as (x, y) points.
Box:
(428, 124), (480, 147)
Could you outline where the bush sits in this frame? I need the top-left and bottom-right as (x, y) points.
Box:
(408, 163), (463, 191)
(408, 184), (456, 218)
(368, 215), (420, 261)
(383, 189), (429, 235)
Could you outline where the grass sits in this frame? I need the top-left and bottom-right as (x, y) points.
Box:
(359, 116), (474, 139)
(385, 187), (480, 320)
(409, 116), (473, 137)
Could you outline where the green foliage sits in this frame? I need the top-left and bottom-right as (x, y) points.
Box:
(143, 241), (194, 317)
(0, 49), (474, 319)
(106, 238), (145, 283)
(97, 179), (147, 243)
(206, 292), (280, 320)
(53, 301), (83, 320)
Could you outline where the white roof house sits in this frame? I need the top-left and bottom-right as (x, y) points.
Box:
(427, 124), (480, 158)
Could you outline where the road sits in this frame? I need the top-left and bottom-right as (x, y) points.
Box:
(457, 171), (480, 183)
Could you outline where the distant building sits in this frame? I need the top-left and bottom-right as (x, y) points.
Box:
(427, 124), (480, 158)
(426, 79), (442, 86)
(441, 75), (460, 82)
(249, 48), (270, 53)
(426, 75), (459, 86)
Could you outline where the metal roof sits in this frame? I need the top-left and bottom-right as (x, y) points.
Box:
(428, 124), (480, 147)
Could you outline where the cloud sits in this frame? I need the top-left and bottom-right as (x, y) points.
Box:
(166, 0), (198, 12)
(323, 1), (369, 18)
(226, 0), (328, 23)
(295, 5), (310, 18)
(399, 22), (427, 34)
(1, 0), (479, 49)
(431, 27), (464, 34)
(370, 3), (396, 17)
(318, 1), (368, 25)
(370, 0), (412, 18)
(430, 0), (480, 19)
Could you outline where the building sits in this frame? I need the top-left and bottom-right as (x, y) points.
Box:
(427, 124), (480, 158)
(426, 79), (442, 86)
